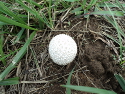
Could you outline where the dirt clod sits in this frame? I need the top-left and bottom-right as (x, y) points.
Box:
(88, 61), (105, 76)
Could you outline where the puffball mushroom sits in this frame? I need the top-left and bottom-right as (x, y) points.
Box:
(48, 34), (77, 65)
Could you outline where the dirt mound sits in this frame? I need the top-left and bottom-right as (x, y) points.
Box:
(84, 40), (117, 76)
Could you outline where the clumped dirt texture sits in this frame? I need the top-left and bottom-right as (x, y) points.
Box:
(3, 17), (124, 94)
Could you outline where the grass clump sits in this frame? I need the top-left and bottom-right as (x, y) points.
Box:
(0, 31), (36, 85)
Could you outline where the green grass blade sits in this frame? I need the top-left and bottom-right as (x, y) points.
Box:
(66, 67), (75, 94)
(38, 12), (51, 28)
(61, 85), (117, 94)
(91, 11), (124, 16)
(0, 14), (37, 30)
(86, 0), (98, 10)
(71, 7), (83, 15)
(82, 0), (87, 9)
(114, 74), (125, 92)
(103, 16), (125, 38)
(0, 31), (12, 35)
(96, 4), (125, 49)
(0, 34), (6, 65)
(16, 0), (52, 29)
(120, 60), (125, 65)
(16, 0), (45, 28)
(0, 77), (19, 86)
(98, 0), (109, 3)
(16, 0), (36, 16)
(115, 0), (125, 12)
(105, 2), (123, 60)
(0, 21), (8, 28)
(48, 0), (53, 29)
(0, 1), (26, 24)
(99, 3), (125, 8)
(12, 28), (25, 45)
(0, 31), (36, 81)
(0, 49), (20, 61)
(64, 0), (79, 2)
(25, 0), (43, 8)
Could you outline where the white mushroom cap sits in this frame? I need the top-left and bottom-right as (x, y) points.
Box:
(48, 34), (77, 65)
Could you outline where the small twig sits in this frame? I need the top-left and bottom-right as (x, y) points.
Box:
(69, 21), (82, 31)
(61, 8), (71, 22)
(16, 62), (21, 76)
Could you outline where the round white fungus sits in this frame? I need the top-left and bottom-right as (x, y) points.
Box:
(48, 34), (77, 65)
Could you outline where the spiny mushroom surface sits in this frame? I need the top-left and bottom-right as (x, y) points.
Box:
(48, 34), (77, 65)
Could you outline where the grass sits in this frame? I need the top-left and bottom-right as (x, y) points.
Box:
(102, 1), (125, 63)
(11, 28), (25, 45)
(61, 68), (117, 94)
(0, 0), (125, 93)
(0, 77), (19, 85)
(62, 85), (117, 94)
(114, 74), (125, 92)
(0, 33), (6, 65)
(0, 31), (36, 81)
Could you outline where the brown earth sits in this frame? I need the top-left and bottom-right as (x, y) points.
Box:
(4, 17), (124, 94)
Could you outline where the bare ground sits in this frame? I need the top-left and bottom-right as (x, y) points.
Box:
(1, 16), (125, 94)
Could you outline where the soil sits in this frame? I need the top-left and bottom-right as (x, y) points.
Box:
(3, 17), (124, 94)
